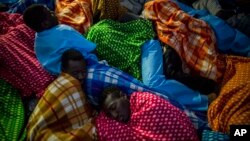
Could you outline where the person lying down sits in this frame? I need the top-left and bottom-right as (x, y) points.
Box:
(96, 87), (199, 141)
(27, 49), (97, 141)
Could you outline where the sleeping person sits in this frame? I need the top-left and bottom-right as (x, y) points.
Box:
(96, 86), (199, 141)
(27, 49), (97, 141)
(23, 4), (98, 75)
(22, 5), (216, 112)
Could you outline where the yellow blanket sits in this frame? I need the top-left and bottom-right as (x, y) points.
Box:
(208, 56), (250, 133)
(27, 73), (95, 141)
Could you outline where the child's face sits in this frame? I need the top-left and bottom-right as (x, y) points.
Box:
(64, 60), (87, 82)
(103, 91), (130, 123)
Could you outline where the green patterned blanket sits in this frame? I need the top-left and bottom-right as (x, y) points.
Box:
(86, 19), (155, 80)
(0, 79), (25, 141)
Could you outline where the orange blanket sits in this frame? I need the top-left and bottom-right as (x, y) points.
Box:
(208, 56), (250, 133)
(55, 0), (126, 34)
(143, 0), (225, 82)
(55, 0), (93, 34)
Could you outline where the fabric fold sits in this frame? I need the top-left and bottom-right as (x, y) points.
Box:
(86, 19), (155, 80)
(208, 56), (250, 134)
(27, 73), (95, 141)
(0, 12), (55, 97)
(143, 0), (225, 82)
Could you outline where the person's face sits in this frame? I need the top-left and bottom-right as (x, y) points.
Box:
(41, 6), (59, 29)
(103, 91), (130, 123)
(64, 60), (87, 82)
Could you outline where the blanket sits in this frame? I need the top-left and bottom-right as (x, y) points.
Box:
(7, 0), (55, 14)
(55, 0), (127, 33)
(202, 130), (229, 141)
(141, 39), (208, 111)
(35, 24), (98, 75)
(55, 0), (93, 34)
(0, 12), (55, 97)
(86, 19), (155, 80)
(96, 91), (199, 141)
(1, 0), (18, 4)
(27, 73), (95, 141)
(120, 0), (147, 15)
(208, 56), (250, 134)
(143, 0), (225, 82)
(0, 79), (25, 141)
(174, 0), (250, 57)
(92, 0), (127, 21)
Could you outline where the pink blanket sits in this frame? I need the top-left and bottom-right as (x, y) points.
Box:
(0, 12), (55, 97)
(96, 92), (199, 141)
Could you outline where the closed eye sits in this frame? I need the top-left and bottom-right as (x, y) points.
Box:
(109, 103), (116, 110)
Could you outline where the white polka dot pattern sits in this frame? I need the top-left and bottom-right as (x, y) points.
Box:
(0, 13), (55, 97)
(96, 92), (199, 141)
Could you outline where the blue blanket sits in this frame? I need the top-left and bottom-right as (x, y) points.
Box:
(7, 0), (55, 14)
(84, 61), (208, 130)
(85, 39), (208, 111)
(174, 0), (250, 57)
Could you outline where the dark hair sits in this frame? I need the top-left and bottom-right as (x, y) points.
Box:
(23, 4), (49, 32)
(101, 86), (122, 105)
(61, 49), (85, 71)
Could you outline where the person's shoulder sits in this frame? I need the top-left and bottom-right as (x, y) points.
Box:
(51, 73), (78, 86)
(131, 91), (151, 101)
(132, 91), (164, 103)
(56, 24), (82, 36)
(57, 24), (76, 31)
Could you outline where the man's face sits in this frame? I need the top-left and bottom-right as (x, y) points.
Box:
(64, 60), (87, 82)
(103, 91), (130, 123)
(42, 6), (59, 28)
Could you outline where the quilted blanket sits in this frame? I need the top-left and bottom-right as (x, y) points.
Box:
(0, 12), (55, 97)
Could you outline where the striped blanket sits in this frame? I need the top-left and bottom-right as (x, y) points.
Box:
(142, 0), (225, 82)
(0, 12), (55, 97)
(27, 73), (96, 140)
(96, 91), (199, 141)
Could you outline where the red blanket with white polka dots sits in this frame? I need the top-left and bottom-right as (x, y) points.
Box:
(0, 12), (55, 97)
(96, 92), (199, 141)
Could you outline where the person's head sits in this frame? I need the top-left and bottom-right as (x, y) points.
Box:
(23, 4), (58, 32)
(61, 49), (87, 82)
(102, 87), (130, 123)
